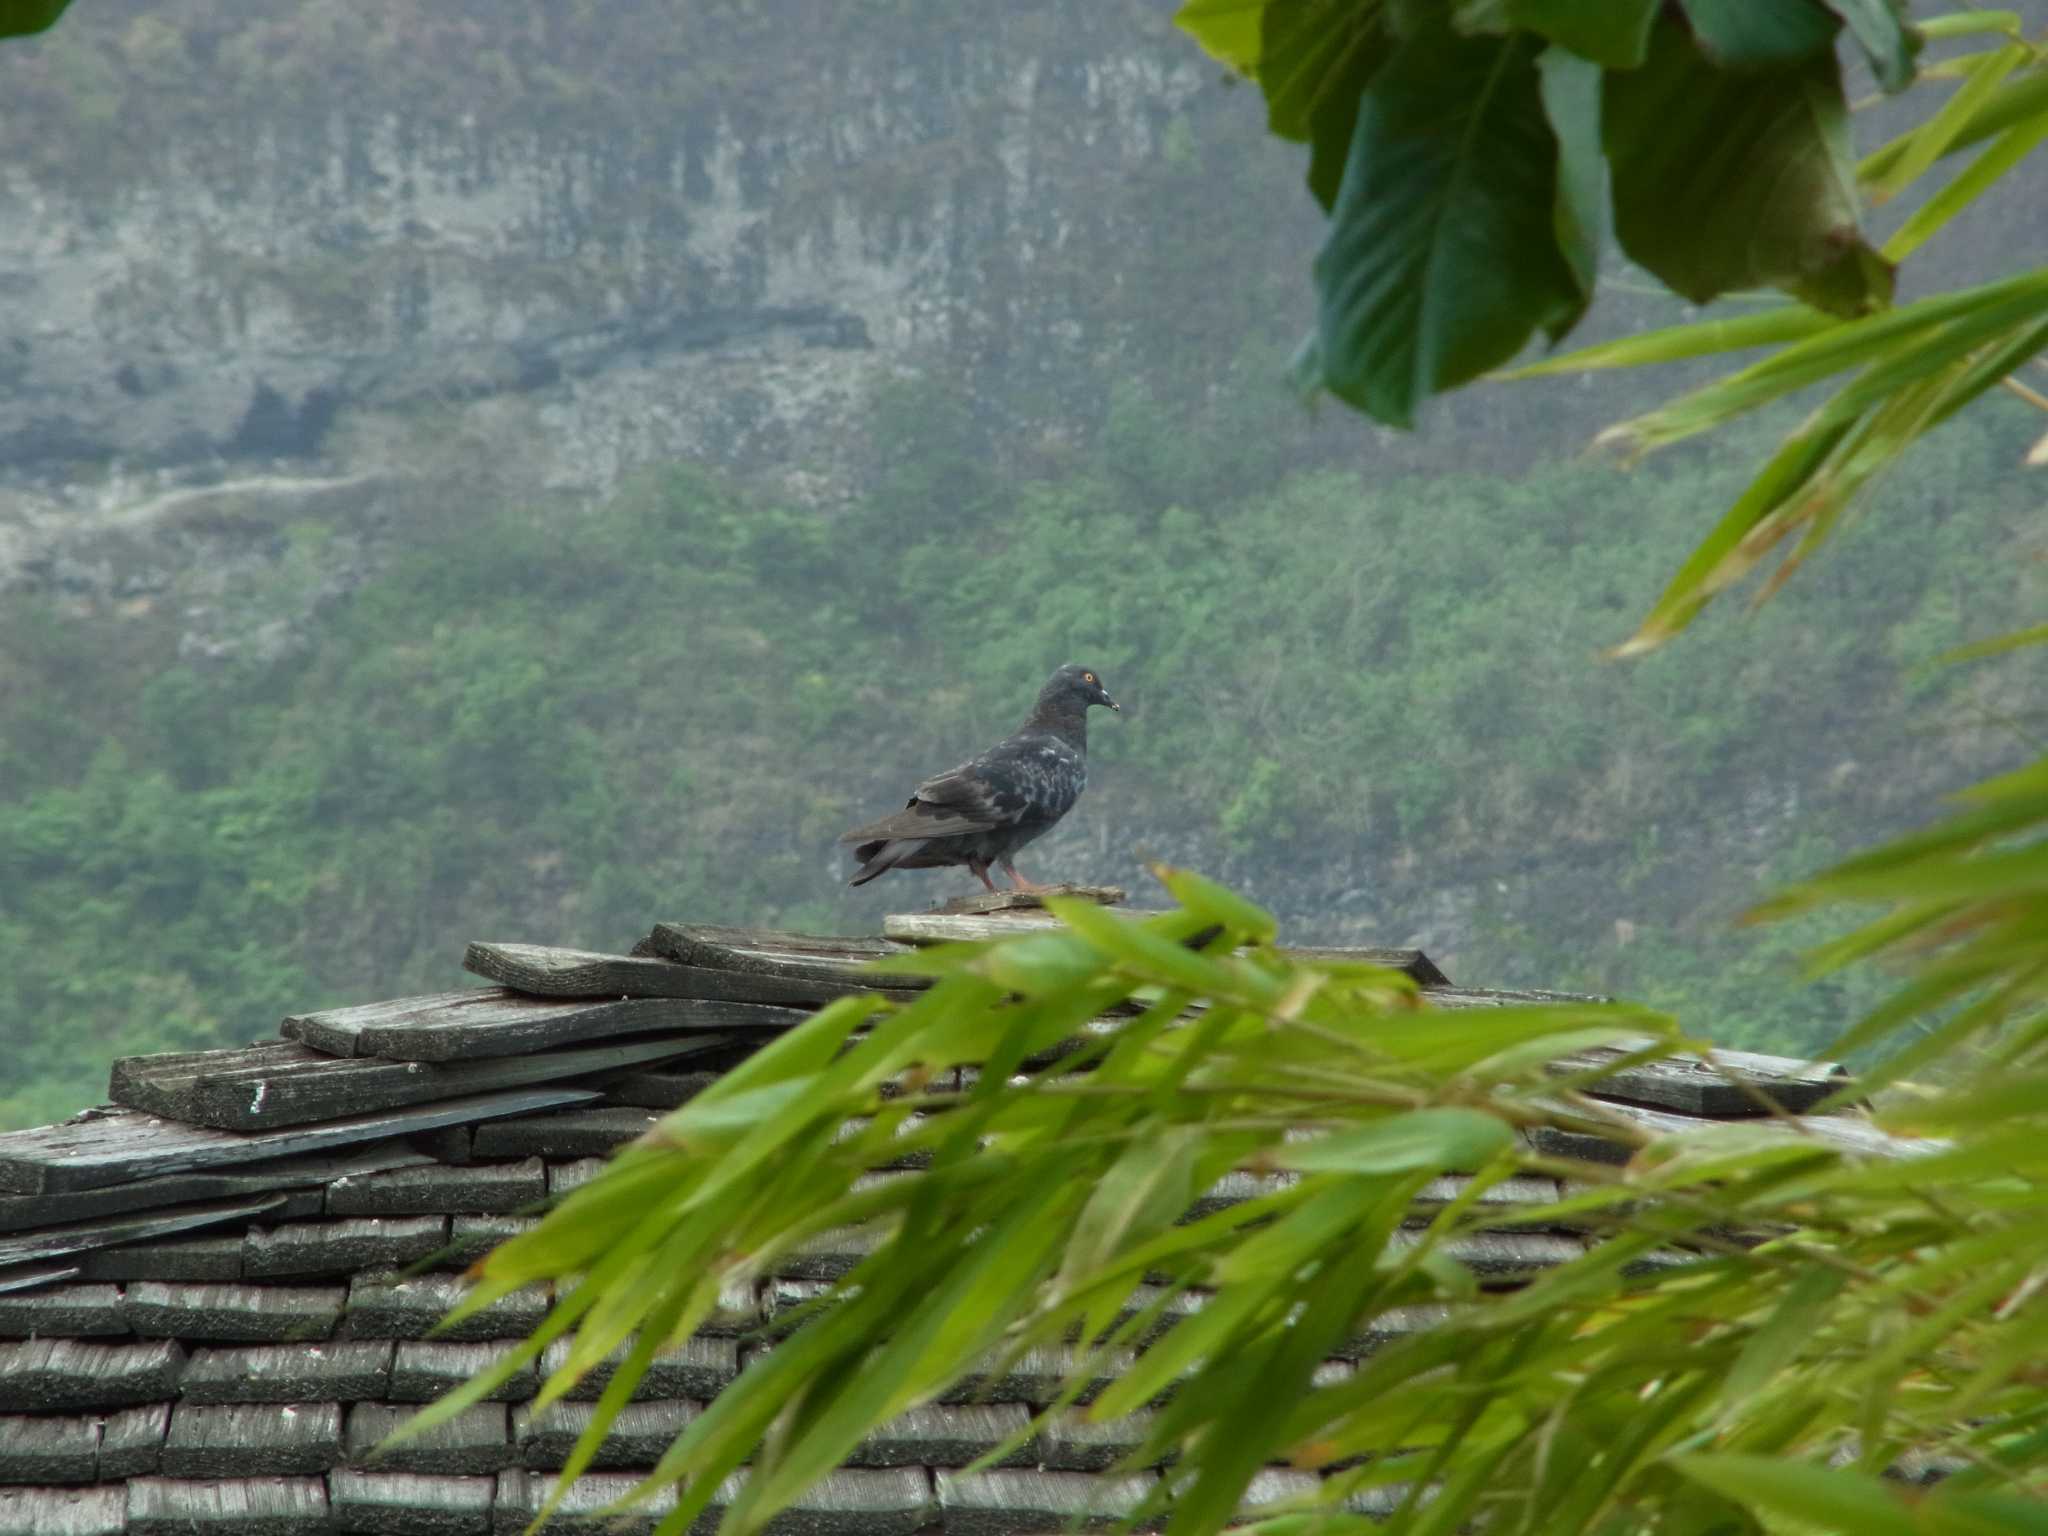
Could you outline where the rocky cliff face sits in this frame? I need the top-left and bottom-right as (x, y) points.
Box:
(0, 0), (1242, 561)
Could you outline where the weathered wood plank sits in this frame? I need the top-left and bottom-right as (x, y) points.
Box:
(0, 1141), (435, 1235)
(882, 910), (1133, 946)
(340, 1275), (550, 1343)
(1329, 1302), (1456, 1362)
(882, 911), (1451, 988)
(81, 1232), (248, 1283)
(327, 1158), (545, 1218)
(387, 1342), (538, 1404)
(492, 1468), (684, 1536)
(537, 1333), (737, 1401)
(345, 1402), (513, 1475)
(600, 1067), (724, 1110)
(511, 1398), (695, 1471)
(328, 1470), (495, 1536)
(180, 1342), (395, 1406)
(465, 941), (747, 1001)
(469, 1107), (662, 1159)
(619, 932), (927, 1008)
(98, 1402), (171, 1478)
(938, 1345), (1137, 1408)
(1387, 1229), (1584, 1282)
(439, 1216), (539, 1270)
(774, 1225), (888, 1282)
(494, 1467), (933, 1536)
(0, 1283), (128, 1338)
(636, 923), (928, 1000)
(1529, 1098), (1938, 1167)
(244, 1216), (449, 1279)
(126, 1475), (332, 1536)
(125, 1282), (345, 1344)
(1406, 1173), (1562, 1223)
(764, 1468), (935, 1536)
(1561, 1041), (1849, 1117)
(0, 1413), (101, 1483)
(935, 1469), (1158, 1535)
(0, 1338), (186, 1412)
(1238, 1469), (1323, 1518)
(847, 1403), (1037, 1470)
(543, 1159), (605, 1198)
(765, 1278), (835, 1320)
(109, 1043), (303, 1116)
(1038, 1409), (1167, 1472)
(0, 1090), (599, 1196)
(112, 1038), (715, 1132)
(1401, 998), (1850, 1116)
(0, 1196), (282, 1272)
(285, 988), (801, 1064)
(162, 1402), (344, 1477)
(0, 1263), (81, 1295)
(0, 1485), (127, 1536)
(931, 885), (1128, 915)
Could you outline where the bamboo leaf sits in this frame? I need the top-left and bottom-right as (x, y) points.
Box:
(1500, 305), (1836, 378)
(1882, 111), (2048, 261)
(1270, 1108), (1514, 1175)
(1671, 1454), (1926, 1536)
(1864, 44), (2025, 203)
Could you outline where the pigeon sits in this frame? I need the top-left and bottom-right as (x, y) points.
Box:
(842, 663), (1120, 891)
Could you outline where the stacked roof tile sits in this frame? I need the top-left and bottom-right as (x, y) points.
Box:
(0, 903), (1874, 1535)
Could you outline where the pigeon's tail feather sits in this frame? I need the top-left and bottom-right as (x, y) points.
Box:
(849, 837), (923, 887)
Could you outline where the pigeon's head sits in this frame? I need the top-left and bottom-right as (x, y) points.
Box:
(1047, 662), (1120, 714)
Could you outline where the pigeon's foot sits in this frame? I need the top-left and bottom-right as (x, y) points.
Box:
(1002, 864), (1049, 894)
(970, 860), (1000, 893)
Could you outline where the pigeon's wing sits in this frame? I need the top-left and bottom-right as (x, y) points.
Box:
(838, 760), (1015, 845)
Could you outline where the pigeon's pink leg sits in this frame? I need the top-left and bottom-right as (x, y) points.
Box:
(969, 859), (1000, 893)
(1001, 861), (1048, 894)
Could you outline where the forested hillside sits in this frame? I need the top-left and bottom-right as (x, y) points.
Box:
(1, 0), (2044, 1129)
(4, 371), (2040, 1127)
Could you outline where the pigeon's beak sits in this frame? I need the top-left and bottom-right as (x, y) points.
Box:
(1103, 693), (1121, 713)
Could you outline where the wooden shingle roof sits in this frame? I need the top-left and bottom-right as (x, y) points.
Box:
(0, 900), (1871, 1536)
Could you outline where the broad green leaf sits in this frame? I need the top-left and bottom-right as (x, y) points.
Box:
(1506, 0), (1657, 69)
(1678, 0), (1841, 70)
(1535, 45), (1604, 317)
(0, 0), (66, 38)
(1821, 0), (1920, 92)
(1174, 0), (1266, 73)
(1260, 0), (1394, 211)
(1604, 17), (1891, 316)
(1307, 16), (1582, 426)
(1671, 1454), (1924, 1536)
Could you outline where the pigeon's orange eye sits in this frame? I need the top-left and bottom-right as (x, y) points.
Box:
(1084, 672), (1097, 684)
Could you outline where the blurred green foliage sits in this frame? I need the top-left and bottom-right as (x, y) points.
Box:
(1, 378), (2037, 1129)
